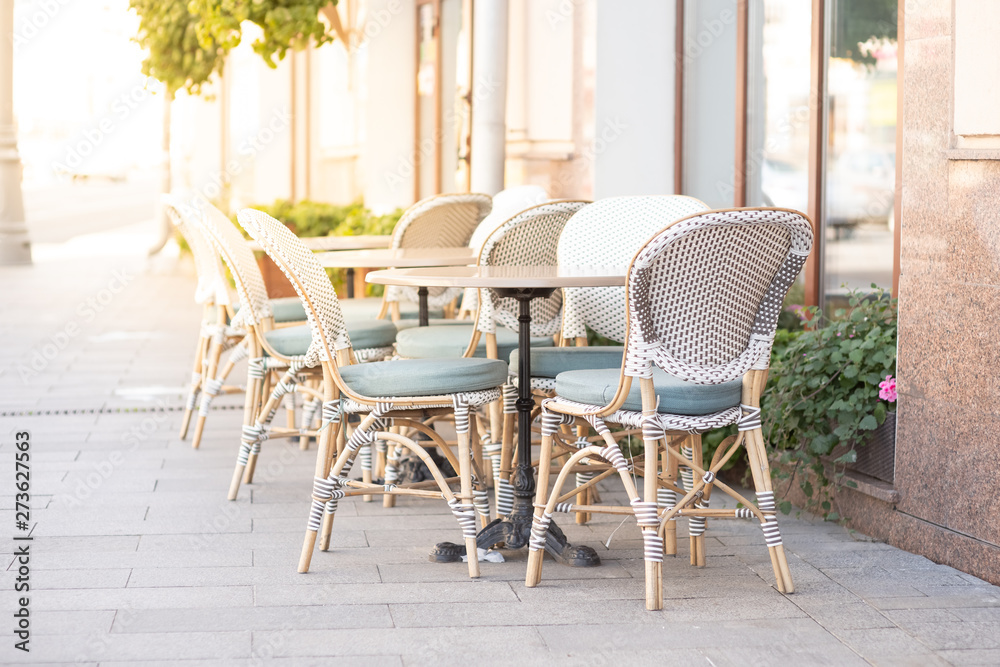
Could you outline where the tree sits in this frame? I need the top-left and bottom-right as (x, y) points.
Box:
(130, 0), (226, 252)
(188, 0), (337, 68)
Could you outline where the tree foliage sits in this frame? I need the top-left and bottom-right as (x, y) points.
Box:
(130, 0), (225, 97)
(188, 0), (337, 68)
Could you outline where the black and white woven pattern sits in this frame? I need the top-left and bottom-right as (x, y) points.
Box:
(383, 193), (493, 310)
(461, 186), (550, 313)
(625, 208), (813, 384)
(195, 200), (275, 327)
(237, 208), (352, 365)
(558, 196), (710, 342)
(477, 200), (589, 338)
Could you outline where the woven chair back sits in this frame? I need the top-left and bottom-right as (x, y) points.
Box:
(390, 193), (492, 249)
(462, 185), (550, 314)
(237, 208), (351, 364)
(192, 200), (274, 327)
(476, 200), (589, 337)
(558, 196), (710, 343)
(624, 207), (813, 385)
(163, 195), (230, 307)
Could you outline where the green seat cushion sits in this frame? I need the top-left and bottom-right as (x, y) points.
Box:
(393, 318), (474, 331)
(396, 324), (554, 360)
(555, 367), (743, 415)
(265, 319), (397, 357)
(211, 298), (306, 324)
(268, 297), (307, 323)
(339, 358), (508, 397)
(338, 296), (444, 321)
(509, 346), (624, 377)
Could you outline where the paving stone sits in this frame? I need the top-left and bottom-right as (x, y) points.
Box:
(834, 627), (943, 662)
(937, 649), (1000, 665)
(111, 604), (392, 634)
(32, 568), (132, 590)
(254, 581), (520, 607)
(898, 621), (1000, 650)
(700, 643), (869, 666)
(31, 585), (254, 611)
(22, 630), (251, 663)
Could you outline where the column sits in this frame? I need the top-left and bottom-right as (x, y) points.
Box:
(0, 0), (30, 264)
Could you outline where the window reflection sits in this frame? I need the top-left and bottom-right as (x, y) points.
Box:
(824, 0), (897, 305)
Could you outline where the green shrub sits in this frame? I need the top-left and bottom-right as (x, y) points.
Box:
(763, 285), (898, 519)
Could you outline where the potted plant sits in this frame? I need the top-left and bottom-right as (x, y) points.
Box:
(762, 285), (898, 519)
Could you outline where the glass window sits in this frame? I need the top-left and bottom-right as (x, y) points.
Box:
(823, 0), (897, 305)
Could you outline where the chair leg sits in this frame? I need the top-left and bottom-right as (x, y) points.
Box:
(659, 439), (679, 557)
(453, 399), (480, 579)
(687, 434), (707, 568)
(574, 424), (591, 525)
(243, 369), (274, 485)
(382, 439), (400, 508)
(642, 423), (664, 611)
(228, 353), (265, 500)
(496, 384), (517, 517)
(744, 426), (794, 594)
(299, 371), (339, 574)
(179, 330), (207, 440)
(524, 431), (556, 588)
(192, 330), (224, 449)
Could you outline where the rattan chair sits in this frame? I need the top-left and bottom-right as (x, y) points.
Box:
(374, 193), (492, 321)
(506, 196), (710, 525)
(192, 201), (399, 499)
(524, 207), (812, 610)
(237, 208), (510, 578)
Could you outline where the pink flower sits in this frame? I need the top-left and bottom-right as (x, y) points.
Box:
(879, 375), (897, 402)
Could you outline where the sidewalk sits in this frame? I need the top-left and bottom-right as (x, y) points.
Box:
(1, 241), (999, 666)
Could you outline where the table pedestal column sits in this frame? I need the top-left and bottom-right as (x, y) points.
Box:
(431, 289), (600, 567)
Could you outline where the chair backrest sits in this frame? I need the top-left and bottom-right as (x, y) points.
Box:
(390, 193), (493, 249)
(558, 196), (710, 343)
(476, 200), (590, 337)
(461, 185), (550, 315)
(163, 194), (230, 307)
(191, 199), (273, 327)
(467, 185), (549, 253)
(237, 208), (351, 364)
(624, 207), (813, 385)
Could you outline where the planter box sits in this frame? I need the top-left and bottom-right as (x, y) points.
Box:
(829, 412), (896, 484)
(257, 254), (297, 299)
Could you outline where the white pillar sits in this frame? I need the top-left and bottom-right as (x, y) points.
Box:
(470, 0), (508, 195)
(0, 0), (30, 264)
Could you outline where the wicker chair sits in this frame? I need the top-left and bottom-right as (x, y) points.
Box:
(507, 196), (710, 525)
(192, 201), (398, 499)
(524, 207), (813, 610)
(237, 208), (510, 578)
(375, 193), (492, 321)
(164, 195), (241, 446)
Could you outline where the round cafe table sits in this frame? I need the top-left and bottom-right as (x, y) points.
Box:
(367, 264), (625, 567)
(318, 248), (476, 323)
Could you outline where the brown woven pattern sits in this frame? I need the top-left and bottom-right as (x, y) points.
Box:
(194, 200), (274, 327)
(558, 196), (710, 342)
(385, 193), (492, 309)
(477, 200), (589, 336)
(238, 208), (351, 364)
(163, 195), (231, 307)
(626, 208), (813, 384)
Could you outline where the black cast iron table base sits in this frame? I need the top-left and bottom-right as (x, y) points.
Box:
(427, 286), (600, 568)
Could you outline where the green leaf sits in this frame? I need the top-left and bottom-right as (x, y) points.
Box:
(859, 414), (878, 430)
(802, 481), (814, 498)
(778, 500), (792, 515)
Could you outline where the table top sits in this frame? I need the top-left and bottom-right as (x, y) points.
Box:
(248, 235), (391, 253)
(366, 265), (626, 289)
(317, 247), (476, 269)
